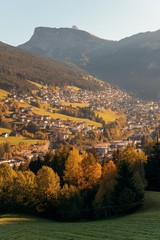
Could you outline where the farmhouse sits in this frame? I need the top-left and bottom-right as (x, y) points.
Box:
(94, 143), (110, 155)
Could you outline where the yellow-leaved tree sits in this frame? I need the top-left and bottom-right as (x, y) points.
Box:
(13, 170), (37, 209)
(94, 160), (117, 210)
(81, 152), (102, 189)
(63, 147), (83, 188)
(118, 146), (147, 188)
(0, 163), (17, 208)
(36, 166), (60, 213)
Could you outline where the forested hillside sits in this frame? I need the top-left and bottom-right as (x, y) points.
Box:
(0, 42), (102, 93)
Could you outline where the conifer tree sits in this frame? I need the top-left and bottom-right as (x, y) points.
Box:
(94, 160), (117, 217)
(145, 142), (160, 191)
(111, 160), (145, 214)
(51, 144), (70, 186)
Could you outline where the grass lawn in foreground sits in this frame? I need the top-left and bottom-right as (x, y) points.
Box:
(0, 192), (159, 240)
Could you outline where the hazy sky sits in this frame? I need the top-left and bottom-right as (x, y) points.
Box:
(1, 0), (160, 46)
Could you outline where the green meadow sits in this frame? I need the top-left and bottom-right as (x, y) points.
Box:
(0, 191), (159, 240)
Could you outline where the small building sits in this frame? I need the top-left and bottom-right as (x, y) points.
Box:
(110, 141), (130, 150)
(94, 143), (110, 155)
(1, 132), (9, 137)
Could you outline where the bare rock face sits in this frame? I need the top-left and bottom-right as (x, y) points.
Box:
(19, 27), (114, 66)
(19, 27), (160, 100)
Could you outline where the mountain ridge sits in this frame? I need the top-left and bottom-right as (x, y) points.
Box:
(19, 26), (160, 99)
(19, 27), (115, 67)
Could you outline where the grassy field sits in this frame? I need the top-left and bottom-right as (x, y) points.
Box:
(0, 127), (11, 135)
(0, 89), (9, 100)
(19, 102), (101, 127)
(0, 135), (47, 146)
(59, 101), (89, 108)
(0, 128), (47, 146)
(27, 80), (48, 89)
(19, 102), (31, 108)
(31, 106), (101, 127)
(66, 86), (80, 91)
(0, 192), (159, 240)
(95, 109), (123, 123)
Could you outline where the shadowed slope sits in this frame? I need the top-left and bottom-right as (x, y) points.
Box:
(0, 192), (159, 240)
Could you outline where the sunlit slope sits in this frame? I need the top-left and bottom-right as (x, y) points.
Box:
(0, 192), (159, 240)
(0, 89), (9, 100)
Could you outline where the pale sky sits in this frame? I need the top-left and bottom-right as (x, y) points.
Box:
(1, 0), (160, 46)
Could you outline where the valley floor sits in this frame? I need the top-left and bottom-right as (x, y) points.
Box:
(0, 192), (159, 240)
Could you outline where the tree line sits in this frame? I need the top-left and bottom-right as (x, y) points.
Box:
(0, 144), (151, 221)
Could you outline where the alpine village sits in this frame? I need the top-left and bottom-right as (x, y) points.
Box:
(0, 26), (160, 237)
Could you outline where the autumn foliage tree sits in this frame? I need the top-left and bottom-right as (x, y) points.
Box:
(36, 166), (60, 214)
(94, 160), (117, 217)
(63, 147), (83, 188)
(81, 152), (102, 189)
(13, 170), (37, 211)
(0, 163), (17, 210)
(0, 144), (148, 221)
(118, 146), (147, 188)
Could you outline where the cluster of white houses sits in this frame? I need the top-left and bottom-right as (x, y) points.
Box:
(1, 83), (160, 166)
(94, 138), (141, 159)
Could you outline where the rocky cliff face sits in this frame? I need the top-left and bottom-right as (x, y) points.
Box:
(19, 27), (160, 99)
(19, 27), (115, 66)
